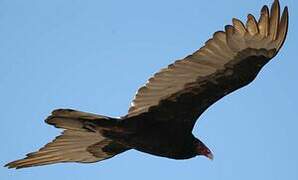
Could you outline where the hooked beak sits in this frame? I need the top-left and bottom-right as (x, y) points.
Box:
(205, 152), (214, 160)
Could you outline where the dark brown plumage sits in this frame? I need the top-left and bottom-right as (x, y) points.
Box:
(5, 0), (288, 169)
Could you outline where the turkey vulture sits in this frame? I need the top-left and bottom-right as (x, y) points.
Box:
(6, 0), (288, 169)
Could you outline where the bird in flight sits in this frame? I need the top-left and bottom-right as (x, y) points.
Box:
(6, 0), (288, 169)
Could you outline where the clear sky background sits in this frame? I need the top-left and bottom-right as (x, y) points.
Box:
(1, 0), (297, 179)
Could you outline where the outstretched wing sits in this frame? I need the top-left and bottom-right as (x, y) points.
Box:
(126, 0), (288, 131)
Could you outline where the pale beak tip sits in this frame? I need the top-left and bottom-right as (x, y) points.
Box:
(206, 153), (214, 160)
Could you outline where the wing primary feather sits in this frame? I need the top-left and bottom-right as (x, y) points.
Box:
(258, 5), (269, 37)
(269, 0), (280, 40)
(276, 6), (289, 50)
(232, 18), (246, 36)
(225, 25), (241, 52)
(246, 14), (259, 35)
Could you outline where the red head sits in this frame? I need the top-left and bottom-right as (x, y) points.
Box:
(194, 139), (213, 160)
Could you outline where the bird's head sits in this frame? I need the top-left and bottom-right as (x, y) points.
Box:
(194, 138), (213, 160)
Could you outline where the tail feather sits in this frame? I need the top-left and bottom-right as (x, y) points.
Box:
(45, 109), (116, 131)
(5, 109), (129, 169)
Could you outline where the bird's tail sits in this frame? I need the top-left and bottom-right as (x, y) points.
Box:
(5, 109), (130, 169)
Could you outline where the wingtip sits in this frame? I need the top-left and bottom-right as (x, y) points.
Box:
(4, 163), (9, 168)
(44, 115), (55, 126)
(273, 0), (280, 6)
(272, 0), (280, 13)
(282, 6), (289, 25)
(284, 6), (289, 25)
(283, 6), (289, 17)
(268, 0), (281, 40)
(4, 161), (17, 169)
(275, 5), (289, 50)
(224, 25), (234, 33)
(261, 5), (269, 15)
(247, 14), (254, 20)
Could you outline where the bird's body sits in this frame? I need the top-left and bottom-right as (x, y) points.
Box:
(5, 0), (289, 169)
(116, 118), (198, 159)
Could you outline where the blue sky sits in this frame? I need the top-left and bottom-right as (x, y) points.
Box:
(1, 0), (297, 179)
